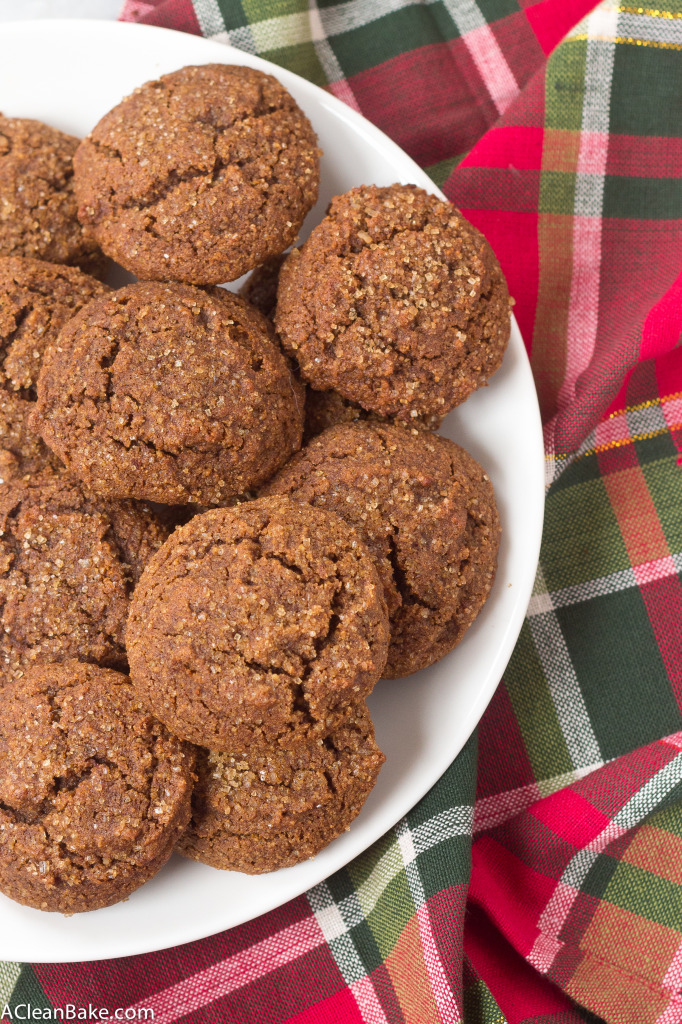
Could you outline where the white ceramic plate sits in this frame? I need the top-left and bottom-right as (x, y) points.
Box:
(0, 19), (545, 962)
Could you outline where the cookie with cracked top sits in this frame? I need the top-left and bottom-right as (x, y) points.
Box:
(263, 421), (501, 677)
(275, 183), (511, 423)
(238, 252), (443, 440)
(0, 461), (169, 687)
(126, 496), (390, 751)
(73, 64), (320, 284)
(0, 115), (104, 276)
(31, 281), (304, 506)
(178, 703), (384, 873)
(0, 256), (109, 477)
(0, 660), (195, 913)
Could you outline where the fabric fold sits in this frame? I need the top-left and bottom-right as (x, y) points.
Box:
(3, 1), (682, 1021)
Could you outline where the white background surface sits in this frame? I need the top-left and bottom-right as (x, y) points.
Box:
(0, 1), (122, 19)
(0, 18), (545, 962)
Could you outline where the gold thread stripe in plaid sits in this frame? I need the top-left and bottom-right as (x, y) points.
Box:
(619, 10), (682, 39)
(546, 391), (682, 464)
(571, 31), (682, 46)
(619, 5), (682, 16)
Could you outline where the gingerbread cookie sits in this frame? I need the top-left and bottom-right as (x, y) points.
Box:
(127, 497), (389, 750)
(0, 661), (194, 913)
(275, 184), (510, 423)
(265, 421), (500, 677)
(74, 65), (320, 284)
(32, 282), (304, 506)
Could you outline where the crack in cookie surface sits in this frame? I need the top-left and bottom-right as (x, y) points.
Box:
(0, 463), (169, 686)
(264, 420), (500, 677)
(0, 661), (194, 913)
(127, 496), (390, 751)
(74, 64), (320, 284)
(0, 257), (109, 476)
(32, 282), (304, 505)
(275, 184), (511, 422)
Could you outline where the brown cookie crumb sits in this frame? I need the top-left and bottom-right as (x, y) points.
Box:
(0, 661), (195, 913)
(264, 421), (500, 677)
(31, 282), (304, 506)
(74, 65), (320, 284)
(0, 256), (109, 474)
(275, 184), (511, 423)
(0, 463), (169, 686)
(178, 704), (384, 873)
(127, 496), (390, 751)
(0, 116), (103, 275)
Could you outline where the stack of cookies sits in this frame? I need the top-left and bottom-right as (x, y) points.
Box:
(0, 62), (508, 913)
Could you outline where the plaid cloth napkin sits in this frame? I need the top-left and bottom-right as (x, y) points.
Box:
(3, 1), (682, 1021)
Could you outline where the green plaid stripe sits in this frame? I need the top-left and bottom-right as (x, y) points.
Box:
(189, 0), (524, 127)
(475, 384), (682, 849)
(309, 735), (477, 1015)
(0, 963), (22, 1009)
(0, 966), (53, 1019)
(462, 964), (507, 1024)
